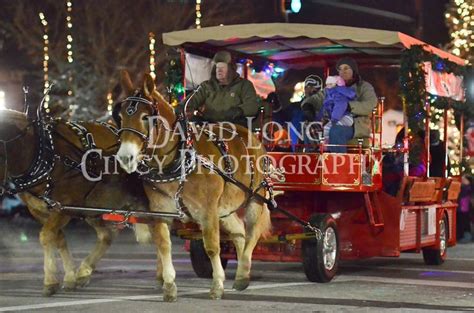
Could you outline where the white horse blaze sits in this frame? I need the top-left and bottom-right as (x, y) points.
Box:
(116, 141), (141, 173)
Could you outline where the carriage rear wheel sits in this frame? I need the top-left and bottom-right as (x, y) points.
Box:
(189, 239), (228, 278)
(302, 214), (339, 283)
(422, 215), (448, 265)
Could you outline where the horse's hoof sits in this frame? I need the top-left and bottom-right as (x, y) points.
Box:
(210, 281), (224, 300)
(156, 278), (164, 290)
(233, 278), (250, 291)
(76, 275), (91, 288)
(162, 282), (177, 302)
(63, 281), (77, 292)
(42, 283), (60, 297)
(209, 288), (224, 300)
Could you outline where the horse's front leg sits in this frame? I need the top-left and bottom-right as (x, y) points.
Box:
(202, 209), (226, 300)
(152, 220), (177, 302)
(39, 212), (71, 296)
(56, 230), (77, 291)
(76, 217), (118, 287)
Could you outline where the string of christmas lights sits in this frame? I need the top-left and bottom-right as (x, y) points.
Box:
(196, 0), (202, 29)
(107, 92), (113, 115)
(66, 0), (74, 116)
(149, 32), (156, 80)
(66, 0), (73, 64)
(445, 0), (473, 64)
(39, 12), (50, 113)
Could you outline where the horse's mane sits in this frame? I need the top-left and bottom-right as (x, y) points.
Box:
(0, 109), (29, 129)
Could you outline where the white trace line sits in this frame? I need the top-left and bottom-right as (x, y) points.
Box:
(0, 282), (313, 312)
(337, 275), (474, 289)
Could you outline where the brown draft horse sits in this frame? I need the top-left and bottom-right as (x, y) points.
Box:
(0, 109), (149, 296)
(115, 71), (271, 301)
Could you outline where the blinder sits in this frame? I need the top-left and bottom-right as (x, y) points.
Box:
(115, 91), (161, 144)
(112, 102), (123, 128)
(112, 91), (157, 129)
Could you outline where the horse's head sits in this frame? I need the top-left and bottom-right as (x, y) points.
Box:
(0, 109), (30, 141)
(0, 110), (31, 189)
(115, 70), (176, 173)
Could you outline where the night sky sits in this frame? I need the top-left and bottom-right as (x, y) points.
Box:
(289, 0), (451, 48)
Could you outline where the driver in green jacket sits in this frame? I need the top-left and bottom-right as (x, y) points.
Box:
(185, 51), (259, 126)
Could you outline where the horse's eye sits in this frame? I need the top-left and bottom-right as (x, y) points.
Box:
(142, 115), (150, 121)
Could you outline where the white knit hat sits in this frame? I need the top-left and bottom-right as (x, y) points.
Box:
(325, 75), (345, 87)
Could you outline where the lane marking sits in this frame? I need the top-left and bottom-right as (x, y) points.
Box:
(337, 275), (474, 289)
(0, 282), (313, 312)
(346, 265), (474, 275)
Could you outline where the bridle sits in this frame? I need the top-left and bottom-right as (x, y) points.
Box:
(115, 92), (158, 145)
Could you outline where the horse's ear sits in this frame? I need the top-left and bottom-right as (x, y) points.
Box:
(120, 70), (134, 94)
(143, 73), (155, 97)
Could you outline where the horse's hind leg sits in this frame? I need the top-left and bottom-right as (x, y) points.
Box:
(220, 213), (245, 269)
(76, 217), (118, 287)
(156, 252), (164, 289)
(233, 202), (271, 291)
(39, 212), (71, 296)
(152, 220), (176, 302)
(56, 230), (77, 291)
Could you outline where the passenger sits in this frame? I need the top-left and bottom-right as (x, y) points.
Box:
(457, 175), (473, 243)
(429, 129), (450, 177)
(302, 57), (377, 152)
(382, 128), (427, 196)
(317, 75), (356, 141)
(184, 51), (259, 126)
(271, 129), (292, 152)
(303, 75), (322, 101)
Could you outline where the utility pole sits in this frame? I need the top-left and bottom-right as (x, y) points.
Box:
(415, 0), (424, 40)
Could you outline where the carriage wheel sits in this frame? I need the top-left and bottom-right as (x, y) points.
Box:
(302, 214), (339, 283)
(189, 239), (228, 278)
(422, 215), (448, 265)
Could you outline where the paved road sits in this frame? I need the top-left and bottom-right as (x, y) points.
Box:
(1, 218), (474, 312)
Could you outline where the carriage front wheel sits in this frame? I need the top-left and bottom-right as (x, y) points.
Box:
(302, 214), (339, 283)
(189, 239), (228, 278)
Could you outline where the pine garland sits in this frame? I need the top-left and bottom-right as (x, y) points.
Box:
(400, 45), (472, 172)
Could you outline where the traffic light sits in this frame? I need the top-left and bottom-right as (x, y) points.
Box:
(282, 0), (302, 14)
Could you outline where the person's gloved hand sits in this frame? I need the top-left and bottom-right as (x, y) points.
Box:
(228, 107), (244, 120)
(307, 122), (323, 140)
(302, 110), (314, 122)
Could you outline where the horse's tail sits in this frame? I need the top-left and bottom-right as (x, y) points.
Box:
(133, 223), (153, 244)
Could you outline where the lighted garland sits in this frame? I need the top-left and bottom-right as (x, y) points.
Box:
(400, 45), (471, 131)
(400, 45), (472, 172)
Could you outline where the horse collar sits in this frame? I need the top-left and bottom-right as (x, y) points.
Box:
(6, 120), (56, 194)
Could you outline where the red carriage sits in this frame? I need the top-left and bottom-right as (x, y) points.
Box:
(156, 23), (467, 283)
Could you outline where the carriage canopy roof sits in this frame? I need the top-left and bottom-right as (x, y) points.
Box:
(162, 23), (466, 68)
